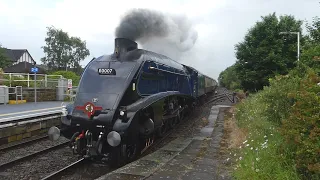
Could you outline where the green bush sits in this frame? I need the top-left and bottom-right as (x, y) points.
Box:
(234, 89), (299, 180)
(281, 70), (320, 179)
(242, 64), (308, 125)
(233, 63), (319, 179)
(50, 71), (80, 86)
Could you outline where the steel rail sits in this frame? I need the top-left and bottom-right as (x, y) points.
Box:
(0, 135), (49, 152)
(0, 141), (69, 169)
(40, 158), (86, 180)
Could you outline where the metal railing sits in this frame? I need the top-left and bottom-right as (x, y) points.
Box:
(0, 86), (8, 105)
(2, 73), (63, 88)
(57, 86), (78, 102)
(0, 86), (23, 105)
(67, 87), (78, 102)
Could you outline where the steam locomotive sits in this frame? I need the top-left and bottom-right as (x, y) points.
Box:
(48, 38), (218, 167)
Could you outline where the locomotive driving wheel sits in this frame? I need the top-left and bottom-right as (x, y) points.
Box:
(109, 133), (141, 168)
(156, 121), (168, 137)
(126, 137), (140, 162)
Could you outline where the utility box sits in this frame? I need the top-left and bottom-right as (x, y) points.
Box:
(0, 86), (9, 104)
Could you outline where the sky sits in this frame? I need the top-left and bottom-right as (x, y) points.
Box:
(0, 0), (319, 80)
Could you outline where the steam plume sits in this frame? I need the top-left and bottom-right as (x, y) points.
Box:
(115, 8), (198, 60)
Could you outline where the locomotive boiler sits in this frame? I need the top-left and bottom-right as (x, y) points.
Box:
(48, 38), (218, 167)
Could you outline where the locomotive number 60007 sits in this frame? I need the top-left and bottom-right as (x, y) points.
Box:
(98, 68), (116, 75)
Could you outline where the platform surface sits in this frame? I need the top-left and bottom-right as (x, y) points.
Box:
(0, 101), (65, 123)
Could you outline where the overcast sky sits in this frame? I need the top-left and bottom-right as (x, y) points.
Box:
(0, 0), (319, 79)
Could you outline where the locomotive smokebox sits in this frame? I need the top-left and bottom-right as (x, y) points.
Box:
(114, 38), (138, 57)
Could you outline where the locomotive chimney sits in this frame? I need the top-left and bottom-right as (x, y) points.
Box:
(114, 38), (138, 58)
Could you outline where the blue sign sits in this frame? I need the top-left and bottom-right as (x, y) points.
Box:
(31, 67), (38, 73)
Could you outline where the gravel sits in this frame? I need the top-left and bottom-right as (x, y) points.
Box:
(0, 136), (69, 165)
(60, 162), (111, 180)
(0, 143), (79, 180)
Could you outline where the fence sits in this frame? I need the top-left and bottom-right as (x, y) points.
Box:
(0, 73), (78, 103)
(1, 73), (63, 88)
(0, 86), (23, 105)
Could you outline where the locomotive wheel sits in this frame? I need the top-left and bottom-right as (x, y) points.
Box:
(169, 116), (178, 128)
(156, 121), (168, 137)
(177, 110), (183, 123)
(109, 133), (141, 168)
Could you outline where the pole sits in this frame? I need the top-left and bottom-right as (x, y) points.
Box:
(34, 72), (37, 104)
(297, 32), (300, 61)
(280, 31), (300, 62)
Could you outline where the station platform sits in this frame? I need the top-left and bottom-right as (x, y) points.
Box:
(97, 105), (233, 180)
(0, 101), (64, 124)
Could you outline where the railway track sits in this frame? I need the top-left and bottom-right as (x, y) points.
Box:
(0, 135), (49, 152)
(41, 158), (87, 180)
(39, 91), (230, 180)
(0, 141), (70, 170)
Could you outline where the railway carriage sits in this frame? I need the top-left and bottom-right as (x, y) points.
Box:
(48, 38), (218, 167)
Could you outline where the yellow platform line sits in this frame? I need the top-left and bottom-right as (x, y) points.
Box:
(0, 107), (61, 117)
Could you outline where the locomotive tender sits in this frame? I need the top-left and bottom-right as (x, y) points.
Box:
(48, 38), (218, 167)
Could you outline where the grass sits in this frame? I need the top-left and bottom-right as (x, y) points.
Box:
(226, 94), (300, 180)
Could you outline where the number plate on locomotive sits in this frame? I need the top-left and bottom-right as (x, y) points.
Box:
(98, 68), (116, 75)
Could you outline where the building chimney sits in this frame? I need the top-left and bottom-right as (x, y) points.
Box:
(114, 38), (138, 58)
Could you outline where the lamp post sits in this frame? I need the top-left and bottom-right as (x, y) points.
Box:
(279, 31), (300, 61)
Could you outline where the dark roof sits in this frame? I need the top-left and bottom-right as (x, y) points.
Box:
(4, 49), (35, 63)
(3, 62), (46, 74)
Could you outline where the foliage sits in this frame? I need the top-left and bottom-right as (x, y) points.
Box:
(232, 62), (320, 179)
(0, 44), (11, 69)
(281, 70), (320, 179)
(41, 26), (90, 74)
(233, 89), (299, 180)
(259, 63), (309, 124)
(301, 16), (320, 74)
(50, 71), (80, 86)
(305, 16), (320, 42)
(218, 64), (241, 90)
(234, 12), (304, 92)
(0, 68), (3, 85)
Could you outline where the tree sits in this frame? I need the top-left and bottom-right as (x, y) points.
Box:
(0, 44), (11, 69)
(218, 64), (241, 90)
(41, 26), (90, 73)
(305, 16), (320, 43)
(301, 16), (320, 74)
(234, 13), (305, 92)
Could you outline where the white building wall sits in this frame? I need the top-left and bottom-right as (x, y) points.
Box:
(12, 52), (34, 65)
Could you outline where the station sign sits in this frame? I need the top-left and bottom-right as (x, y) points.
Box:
(31, 67), (38, 73)
(67, 79), (72, 89)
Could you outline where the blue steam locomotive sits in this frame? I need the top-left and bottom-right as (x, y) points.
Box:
(48, 38), (218, 167)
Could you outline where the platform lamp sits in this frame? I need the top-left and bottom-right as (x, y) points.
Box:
(279, 31), (300, 62)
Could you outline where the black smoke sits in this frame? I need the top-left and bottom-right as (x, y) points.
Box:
(115, 8), (198, 60)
